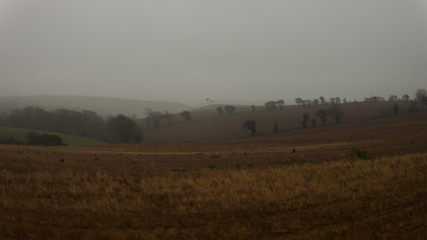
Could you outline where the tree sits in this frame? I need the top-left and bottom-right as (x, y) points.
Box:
(393, 104), (399, 115)
(415, 88), (427, 102)
(216, 107), (223, 114)
(319, 96), (326, 105)
(295, 98), (303, 105)
(243, 120), (256, 135)
(163, 111), (173, 125)
(107, 114), (141, 143)
(224, 105), (236, 114)
(146, 111), (163, 128)
(335, 97), (341, 104)
(316, 109), (328, 125)
(301, 113), (309, 128)
(328, 106), (344, 124)
(180, 111), (191, 121)
(411, 101), (418, 112)
(265, 101), (276, 110)
(403, 94), (410, 101)
(313, 99), (319, 107)
(388, 95), (398, 102)
(251, 105), (255, 112)
(276, 99), (284, 109)
(330, 98), (335, 104)
(312, 119), (317, 127)
(273, 121), (279, 133)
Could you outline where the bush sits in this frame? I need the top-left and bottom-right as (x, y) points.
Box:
(351, 148), (372, 160)
(27, 132), (64, 146)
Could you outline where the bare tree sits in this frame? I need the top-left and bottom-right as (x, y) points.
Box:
(393, 104), (399, 115)
(216, 107), (223, 114)
(415, 89), (427, 102)
(224, 105), (236, 114)
(276, 99), (285, 109)
(301, 113), (309, 128)
(180, 111), (191, 121)
(313, 99), (319, 107)
(403, 94), (409, 101)
(328, 106), (344, 124)
(243, 120), (256, 135)
(315, 109), (328, 125)
(273, 121), (279, 133)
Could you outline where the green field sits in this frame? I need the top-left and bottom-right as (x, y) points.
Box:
(0, 126), (107, 146)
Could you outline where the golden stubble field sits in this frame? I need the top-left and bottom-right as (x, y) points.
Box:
(1, 112), (426, 240)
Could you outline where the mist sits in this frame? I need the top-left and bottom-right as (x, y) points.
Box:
(1, 0), (426, 105)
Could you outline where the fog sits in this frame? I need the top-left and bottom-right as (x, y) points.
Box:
(1, 0), (426, 105)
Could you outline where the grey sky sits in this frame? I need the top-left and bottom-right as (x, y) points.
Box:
(1, 0), (426, 105)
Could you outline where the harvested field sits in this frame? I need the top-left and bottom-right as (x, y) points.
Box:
(1, 111), (426, 239)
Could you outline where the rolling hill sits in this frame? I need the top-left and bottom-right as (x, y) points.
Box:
(139, 101), (425, 142)
(0, 95), (193, 117)
(0, 126), (106, 146)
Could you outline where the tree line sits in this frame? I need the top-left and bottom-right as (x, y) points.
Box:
(2, 106), (142, 143)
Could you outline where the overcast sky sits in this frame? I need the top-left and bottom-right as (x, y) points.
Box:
(1, 0), (426, 105)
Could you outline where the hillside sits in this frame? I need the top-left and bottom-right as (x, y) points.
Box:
(0, 95), (192, 117)
(139, 101), (425, 142)
(0, 126), (106, 146)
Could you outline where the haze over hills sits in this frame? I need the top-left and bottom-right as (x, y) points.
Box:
(0, 95), (193, 117)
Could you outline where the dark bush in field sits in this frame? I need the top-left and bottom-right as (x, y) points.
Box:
(27, 132), (64, 146)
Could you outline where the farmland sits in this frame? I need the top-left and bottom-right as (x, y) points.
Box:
(0, 126), (107, 146)
(1, 108), (426, 239)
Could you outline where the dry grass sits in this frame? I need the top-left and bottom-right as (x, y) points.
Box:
(0, 144), (426, 239)
(1, 112), (426, 239)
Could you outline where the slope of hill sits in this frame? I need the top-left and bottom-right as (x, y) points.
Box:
(0, 95), (192, 117)
(0, 126), (106, 146)
(140, 101), (425, 142)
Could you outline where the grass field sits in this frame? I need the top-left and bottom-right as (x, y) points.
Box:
(0, 110), (426, 239)
(0, 126), (107, 146)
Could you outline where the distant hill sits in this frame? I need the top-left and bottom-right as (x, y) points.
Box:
(0, 95), (193, 117)
(140, 101), (425, 142)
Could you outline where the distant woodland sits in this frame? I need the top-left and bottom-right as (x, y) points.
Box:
(0, 106), (141, 143)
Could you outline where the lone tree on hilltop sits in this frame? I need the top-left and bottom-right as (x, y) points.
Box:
(180, 111), (191, 121)
(301, 113), (309, 128)
(403, 94), (410, 101)
(316, 109), (328, 125)
(265, 101), (276, 110)
(276, 99), (285, 109)
(243, 120), (256, 135)
(224, 105), (236, 114)
(328, 106), (344, 124)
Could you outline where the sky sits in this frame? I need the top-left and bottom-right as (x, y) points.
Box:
(1, 0), (426, 105)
